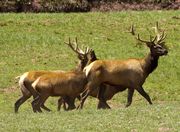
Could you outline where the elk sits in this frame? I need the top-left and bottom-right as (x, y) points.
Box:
(57, 51), (127, 110)
(58, 85), (127, 110)
(14, 38), (92, 113)
(56, 51), (128, 110)
(28, 40), (94, 112)
(78, 23), (168, 109)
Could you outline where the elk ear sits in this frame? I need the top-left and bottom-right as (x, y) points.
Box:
(146, 42), (153, 48)
(77, 54), (84, 60)
(87, 50), (97, 61)
(146, 42), (156, 48)
(90, 50), (95, 58)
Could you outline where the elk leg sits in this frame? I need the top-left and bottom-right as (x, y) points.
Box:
(64, 96), (74, 111)
(77, 89), (90, 109)
(62, 98), (67, 110)
(41, 105), (51, 112)
(14, 95), (30, 113)
(125, 88), (134, 107)
(58, 96), (71, 111)
(58, 96), (76, 111)
(62, 97), (68, 111)
(78, 82), (99, 109)
(76, 95), (81, 100)
(37, 95), (50, 112)
(80, 90), (89, 109)
(57, 97), (64, 111)
(31, 89), (50, 112)
(24, 81), (39, 99)
(103, 102), (111, 109)
(31, 96), (42, 113)
(97, 84), (108, 108)
(66, 97), (76, 110)
(97, 84), (106, 101)
(97, 100), (111, 109)
(136, 87), (152, 105)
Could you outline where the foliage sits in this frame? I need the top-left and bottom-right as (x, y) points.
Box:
(99, 0), (176, 3)
(0, 0), (90, 12)
(0, 0), (179, 12)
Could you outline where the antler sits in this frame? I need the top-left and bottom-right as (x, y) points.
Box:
(65, 37), (84, 55)
(156, 31), (166, 44)
(136, 34), (157, 47)
(85, 46), (92, 54)
(128, 24), (153, 47)
(127, 24), (136, 36)
(129, 24), (136, 36)
(73, 37), (86, 54)
(153, 22), (166, 44)
(136, 22), (166, 46)
(65, 37), (92, 55)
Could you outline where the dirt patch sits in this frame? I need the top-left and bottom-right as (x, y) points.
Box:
(158, 127), (172, 132)
(0, 86), (18, 94)
(108, 101), (125, 109)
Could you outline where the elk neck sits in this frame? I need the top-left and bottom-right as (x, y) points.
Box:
(142, 53), (159, 77)
(75, 65), (82, 73)
(74, 60), (84, 73)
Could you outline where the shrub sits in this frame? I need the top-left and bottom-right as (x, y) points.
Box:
(0, 0), (178, 12)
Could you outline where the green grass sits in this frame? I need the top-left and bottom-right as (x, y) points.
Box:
(0, 103), (179, 132)
(0, 11), (180, 131)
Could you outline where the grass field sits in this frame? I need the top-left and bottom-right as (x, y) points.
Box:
(0, 11), (180, 131)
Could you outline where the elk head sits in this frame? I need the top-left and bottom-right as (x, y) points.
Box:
(65, 38), (94, 71)
(136, 23), (168, 57)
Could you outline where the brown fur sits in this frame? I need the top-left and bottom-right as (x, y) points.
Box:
(79, 30), (168, 109)
(14, 38), (92, 113)
(31, 71), (88, 112)
(14, 70), (66, 113)
(29, 49), (95, 112)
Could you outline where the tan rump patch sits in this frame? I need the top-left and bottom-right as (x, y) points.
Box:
(32, 77), (40, 89)
(19, 72), (29, 87)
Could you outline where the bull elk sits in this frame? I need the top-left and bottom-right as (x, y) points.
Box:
(78, 23), (168, 109)
(14, 38), (92, 113)
(57, 51), (127, 110)
(28, 39), (95, 112)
